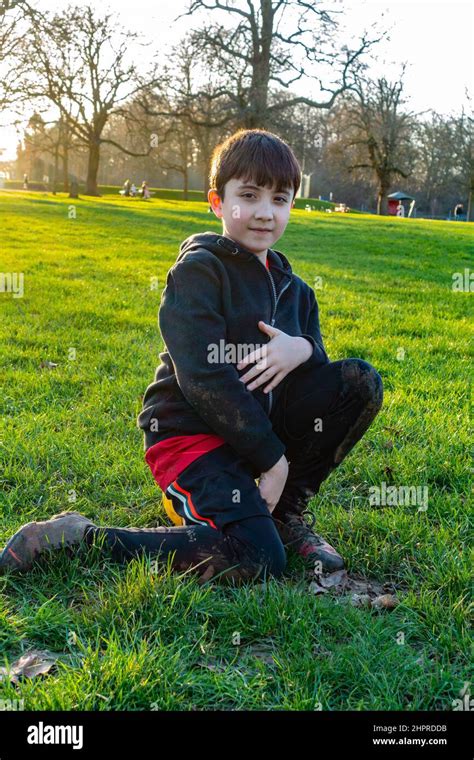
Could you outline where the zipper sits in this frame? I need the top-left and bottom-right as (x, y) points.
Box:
(263, 266), (292, 415)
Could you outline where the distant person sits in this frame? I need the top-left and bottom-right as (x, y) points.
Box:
(396, 201), (405, 217)
(122, 179), (132, 197)
(454, 203), (464, 221)
(140, 181), (151, 200)
(130, 183), (137, 197)
(23, 174), (28, 190)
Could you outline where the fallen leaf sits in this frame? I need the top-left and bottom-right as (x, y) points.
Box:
(350, 593), (372, 608)
(307, 570), (401, 611)
(319, 569), (349, 589)
(371, 594), (399, 610)
(39, 360), (58, 370)
(0, 649), (63, 683)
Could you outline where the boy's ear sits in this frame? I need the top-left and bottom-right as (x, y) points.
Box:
(208, 189), (223, 218)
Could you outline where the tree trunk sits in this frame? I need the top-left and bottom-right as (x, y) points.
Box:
(203, 170), (210, 198)
(202, 146), (211, 198)
(467, 185), (473, 222)
(85, 137), (101, 196)
(183, 167), (189, 201)
(62, 147), (69, 193)
(377, 178), (390, 215)
(246, 0), (272, 128)
(52, 142), (59, 195)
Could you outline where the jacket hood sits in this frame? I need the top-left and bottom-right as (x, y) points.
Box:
(176, 231), (293, 279)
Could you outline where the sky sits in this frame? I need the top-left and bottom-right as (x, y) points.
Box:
(0, 0), (472, 160)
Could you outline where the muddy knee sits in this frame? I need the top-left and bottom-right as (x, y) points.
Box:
(341, 358), (383, 412)
(333, 359), (384, 465)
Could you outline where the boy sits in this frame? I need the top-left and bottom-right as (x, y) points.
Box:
(0, 129), (383, 584)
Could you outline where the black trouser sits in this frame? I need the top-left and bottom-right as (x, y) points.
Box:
(84, 358), (383, 583)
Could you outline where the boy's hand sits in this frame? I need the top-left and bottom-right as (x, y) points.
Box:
(237, 321), (312, 394)
(258, 454), (289, 513)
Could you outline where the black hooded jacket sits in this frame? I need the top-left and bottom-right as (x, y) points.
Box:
(137, 232), (329, 474)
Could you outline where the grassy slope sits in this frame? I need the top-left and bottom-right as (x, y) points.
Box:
(0, 191), (472, 710)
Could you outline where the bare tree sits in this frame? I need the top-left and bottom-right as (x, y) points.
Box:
(343, 68), (416, 214)
(0, 0), (26, 110)
(19, 111), (77, 192)
(411, 111), (458, 217)
(140, 35), (238, 194)
(17, 4), (159, 194)
(176, 0), (383, 128)
(452, 96), (473, 221)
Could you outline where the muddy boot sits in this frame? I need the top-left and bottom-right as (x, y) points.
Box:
(0, 511), (97, 573)
(273, 512), (345, 572)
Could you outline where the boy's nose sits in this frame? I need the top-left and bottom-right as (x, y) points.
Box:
(254, 205), (273, 220)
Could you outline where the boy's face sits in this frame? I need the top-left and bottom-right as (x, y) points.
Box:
(208, 178), (295, 257)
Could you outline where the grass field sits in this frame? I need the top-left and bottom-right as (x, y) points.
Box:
(0, 190), (471, 711)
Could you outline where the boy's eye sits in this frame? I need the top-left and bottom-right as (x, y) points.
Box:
(240, 193), (287, 202)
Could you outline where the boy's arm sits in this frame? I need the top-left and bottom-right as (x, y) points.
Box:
(296, 289), (329, 371)
(159, 256), (286, 474)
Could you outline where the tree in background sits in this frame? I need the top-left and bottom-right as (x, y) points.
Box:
(452, 97), (473, 221)
(6, 1), (470, 216)
(178, 0), (382, 129)
(306, 99), (377, 208)
(141, 34), (240, 195)
(343, 68), (416, 214)
(411, 111), (459, 217)
(0, 0), (25, 111)
(16, 4), (159, 194)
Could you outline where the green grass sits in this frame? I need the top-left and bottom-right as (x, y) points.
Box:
(0, 190), (472, 711)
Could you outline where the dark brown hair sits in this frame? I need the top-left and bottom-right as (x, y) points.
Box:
(209, 129), (301, 200)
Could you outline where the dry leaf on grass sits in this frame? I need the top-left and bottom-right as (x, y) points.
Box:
(318, 569), (349, 589)
(0, 649), (65, 684)
(351, 593), (372, 608)
(39, 360), (58, 370)
(371, 594), (399, 610)
(309, 569), (399, 610)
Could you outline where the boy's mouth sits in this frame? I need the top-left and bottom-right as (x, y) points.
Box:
(249, 227), (273, 233)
